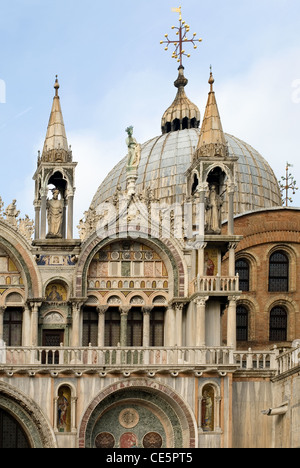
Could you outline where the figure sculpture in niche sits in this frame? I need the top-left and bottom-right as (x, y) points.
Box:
(57, 387), (70, 432)
(126, 126), (141, 168)
(46, 188), (63, 238)
(202, 388), (214, 432)
(205, 184), (223, 234)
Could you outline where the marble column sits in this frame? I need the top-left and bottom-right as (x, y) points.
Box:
(40, 189), (48, 239)
(30, 302), (41, 346)
(165, 305), (176, 346)
(227, 183), (235, 236)
(97, 306), (107, 347)
(227, 296), (237, 349)
(0, 307), (5, 342)
(228, 242), (238, 277)
(23, 304), (31, 346)
(197, 242), (207, 278)
(174, 303), (184, 347)
(120, 307), (130, 347)
(67, 190), (74, 240)
(34, 201), (41, 239)
(142, 307), (152, 347)
(194, 297), (209, 347)
(197, 182), (208, 238)
(71, 302), (81, 347)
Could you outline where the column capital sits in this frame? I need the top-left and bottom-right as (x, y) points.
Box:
(71, 301), (84, 313)
(120, 306), (130, 316)
(227, 295), (238, 304)
(0, 306), (6, 314)
(142, 306), (152, 316)
(29, 301), (42, 312)
(228, 242), (238, 250)
(194, 296), (209, 307)
(97, 305), (108, 315)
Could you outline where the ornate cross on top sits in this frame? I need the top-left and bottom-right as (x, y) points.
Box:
(160, 6), (202, 67)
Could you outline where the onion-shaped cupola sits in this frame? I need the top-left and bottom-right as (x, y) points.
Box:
(161, 66), (200, 134)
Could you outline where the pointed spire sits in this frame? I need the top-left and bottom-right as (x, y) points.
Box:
(41, 76), (71, 162)
(161, 66), (200, 134)
(195, 68), (228, 159)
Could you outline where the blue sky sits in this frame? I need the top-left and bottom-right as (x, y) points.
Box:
(1, 0), (300, 229)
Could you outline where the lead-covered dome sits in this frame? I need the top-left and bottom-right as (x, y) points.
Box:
(90, 68), (282, 219)
(91, 129), (281, 215)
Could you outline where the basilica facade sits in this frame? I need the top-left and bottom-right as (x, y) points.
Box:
(0, 62), (299, 449)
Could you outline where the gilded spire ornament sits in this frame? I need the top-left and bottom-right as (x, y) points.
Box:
(279, 163), (298, 206)
(160, 6), (202, 67)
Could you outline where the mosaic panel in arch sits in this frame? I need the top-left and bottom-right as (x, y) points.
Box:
(92, 403), (166, 449)
(87, 241), (169, 293)
(0, 249), (23, 288)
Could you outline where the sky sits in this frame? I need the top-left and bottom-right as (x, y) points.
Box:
(0, 0), (300, 232)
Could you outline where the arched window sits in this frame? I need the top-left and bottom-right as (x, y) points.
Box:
(0, 408), (30, 448)
(269, 307), (287, 341)
(269, 251), (289, 292)
(82, 307), (98, 346)
(236, 305), (249, 341)
(3, 308), (23, 346)
(235, 259), (250, 292)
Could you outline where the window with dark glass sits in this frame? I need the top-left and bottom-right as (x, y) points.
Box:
(82, 307), (98, 346)
(127, 308), (143, 347)
(235, 259), (250, 292)
(269, 307), (287, 341)
(150, 308), (165, 347)
(269, 251), (289, 292)
(104, 308), (120, 347)
(236, 305), (249, 341)
(3, 308), (23, 346)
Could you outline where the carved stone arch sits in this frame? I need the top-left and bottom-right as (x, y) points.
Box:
(106, 294), (122, 306)
(78, 378), (197, 449)
(44, 277), (71, 301)
(0, 381), (57, 448)
(46, 167), (72, 191)
(77, 232), (187, 298)
(0, 229), (41, 298)
(203, 162), (234, 185)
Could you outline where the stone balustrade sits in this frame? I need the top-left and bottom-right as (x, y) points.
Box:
(192, 275), (240, 294)
(276, 346), (300, 375)
(0, 345), (279, 373)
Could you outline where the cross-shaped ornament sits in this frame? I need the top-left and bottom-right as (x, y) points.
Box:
(160, 6), (202, 67)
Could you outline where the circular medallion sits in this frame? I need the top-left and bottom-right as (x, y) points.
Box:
(143, 432), (163, 448)
(119, 408), (139, 429)
(95, 432), (115, 448)
(120, 432), (138, 448)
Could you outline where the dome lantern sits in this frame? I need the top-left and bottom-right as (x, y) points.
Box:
(161, 66), (200, 134)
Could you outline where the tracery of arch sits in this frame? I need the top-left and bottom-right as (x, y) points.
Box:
(87, 241), (169, 301)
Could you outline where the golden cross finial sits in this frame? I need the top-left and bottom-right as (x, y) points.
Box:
(160, 6), (202, 67)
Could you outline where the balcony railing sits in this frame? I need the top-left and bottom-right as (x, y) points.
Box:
(0, 345), (278, 373)
(192, 275), (240, 295)
(276, 346), (300, 375)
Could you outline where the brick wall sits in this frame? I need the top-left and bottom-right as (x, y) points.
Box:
(222, 208), (300, 350)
